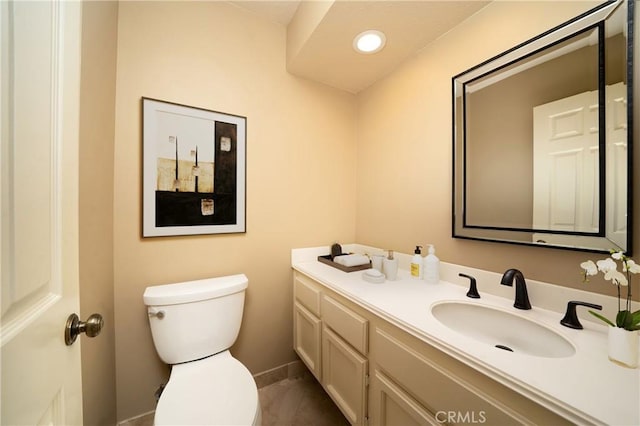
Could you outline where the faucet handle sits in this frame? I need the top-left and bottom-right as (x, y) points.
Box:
(459, 273), (480, 299)
(560, 301), (602, 329)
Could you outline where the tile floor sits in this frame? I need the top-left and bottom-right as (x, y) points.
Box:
(258, 373), (349, 426)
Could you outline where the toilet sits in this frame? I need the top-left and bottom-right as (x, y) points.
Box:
(143, 274), (261, 425)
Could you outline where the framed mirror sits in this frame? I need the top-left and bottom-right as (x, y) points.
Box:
(452, 0), (633, 254)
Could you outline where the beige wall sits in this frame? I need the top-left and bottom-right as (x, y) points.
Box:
(78, 2), (118, 425)
(355, 0), (638, 297)
(112, 2), (357, 421)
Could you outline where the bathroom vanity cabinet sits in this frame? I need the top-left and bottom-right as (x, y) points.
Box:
(293, 271), (570, 426)
(294, 272), (369, 425)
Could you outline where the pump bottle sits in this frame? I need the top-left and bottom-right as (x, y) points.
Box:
(383, 250), (398, 281)
(410, 245), (423, 279)
(423, 244), (440, 284)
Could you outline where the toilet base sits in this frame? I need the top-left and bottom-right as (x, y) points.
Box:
(154, 351), (261, 425)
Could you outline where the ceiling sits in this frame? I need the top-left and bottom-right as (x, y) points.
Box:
(229, 0), (301, 26)
(229, 1), (490, 93)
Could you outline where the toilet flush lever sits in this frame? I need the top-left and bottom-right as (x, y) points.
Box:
(148, 310), (165, 320)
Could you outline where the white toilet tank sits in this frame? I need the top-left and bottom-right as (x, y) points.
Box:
(143, 274), (248, 365)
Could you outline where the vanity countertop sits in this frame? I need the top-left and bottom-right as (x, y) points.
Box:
(292, 247), (640, 426)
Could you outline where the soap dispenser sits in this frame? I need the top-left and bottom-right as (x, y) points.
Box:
(410, 246), (423, 279)
(423, 244), (440, 284)
(383, 250), (398, 281)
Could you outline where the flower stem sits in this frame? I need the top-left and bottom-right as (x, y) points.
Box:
(627, 269), (631, 312)
(617, 284), (621, 313)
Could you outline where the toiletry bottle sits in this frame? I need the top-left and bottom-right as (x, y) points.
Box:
(383, 250), (398, 281)
(410, 245), (423, 279)
(423, 244), (440, 284)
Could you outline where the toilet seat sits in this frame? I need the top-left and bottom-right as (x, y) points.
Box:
(154, 351), (261, 425)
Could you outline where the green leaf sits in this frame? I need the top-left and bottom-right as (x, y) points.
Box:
(631, 310), (640, 327)
(589, 310), (616, 327)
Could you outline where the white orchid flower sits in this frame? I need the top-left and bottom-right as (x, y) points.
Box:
(623, 259), (640, 274)
(596, 257), (617, 273)
(611, 251), (624, 260)
(580, 260), (598, 276)
(604, 269), (628, 286)
(581, 251), (638, 329)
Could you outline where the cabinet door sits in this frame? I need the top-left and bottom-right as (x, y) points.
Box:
(370, 370), (440, 426)
(322, 326), (368, 425)
(294, 302), (322, 380)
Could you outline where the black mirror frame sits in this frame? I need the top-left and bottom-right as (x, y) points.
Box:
(452, 0), (634, 255)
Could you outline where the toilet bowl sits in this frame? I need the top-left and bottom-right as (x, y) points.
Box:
(143, 274), (261, 425)
(155, 351), (261, 425)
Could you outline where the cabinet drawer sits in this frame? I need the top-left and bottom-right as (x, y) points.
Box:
(294, 274), (321, 316)
(372, 328), (527, 425)
(322, 295), (368, 354)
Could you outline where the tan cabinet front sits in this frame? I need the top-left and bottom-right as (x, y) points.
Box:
(322, 326), (368, 425)
(371, 326), (570, 426)
(370, 370), (440, 426)
(294, 274), (322, 316)
(293, 302), (322, 380)
(322, 294), (368, 355)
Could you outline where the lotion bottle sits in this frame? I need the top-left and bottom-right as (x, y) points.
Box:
(383, 250), (398, 281)
(423, 244), (440, 284)
(410, 245), (423, 279)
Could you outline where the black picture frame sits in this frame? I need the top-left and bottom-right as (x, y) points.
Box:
(142, 98), (246, 237)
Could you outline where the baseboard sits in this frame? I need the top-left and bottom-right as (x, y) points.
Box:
(117, 410), (154, 426)
(253, 359), (307, 388)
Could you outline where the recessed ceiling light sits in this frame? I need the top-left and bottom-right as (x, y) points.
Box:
(353, 30), (386, 54)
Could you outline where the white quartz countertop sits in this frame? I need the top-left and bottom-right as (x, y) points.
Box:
(292, 247), (640, 426)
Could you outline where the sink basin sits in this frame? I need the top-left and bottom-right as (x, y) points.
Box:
(431, 301), (575, 358)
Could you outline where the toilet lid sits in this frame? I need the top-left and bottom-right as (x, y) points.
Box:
(155, 352), (259, 425)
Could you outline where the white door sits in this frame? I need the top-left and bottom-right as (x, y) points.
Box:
(533, 90), (599, 233)
(532, 84), (628, 248)
(604, 82), (628, 249)
(1, 1), (84, 424)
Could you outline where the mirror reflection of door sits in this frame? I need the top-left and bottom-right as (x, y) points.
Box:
(532, 90), (599, 233)
(532, 82), (627, 245)
(605, 82), (628, 248)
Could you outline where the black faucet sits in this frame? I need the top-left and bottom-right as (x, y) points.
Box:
(500, 269), (531, 310)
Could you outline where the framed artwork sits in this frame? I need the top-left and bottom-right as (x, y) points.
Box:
(142, 98), (246, 237)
